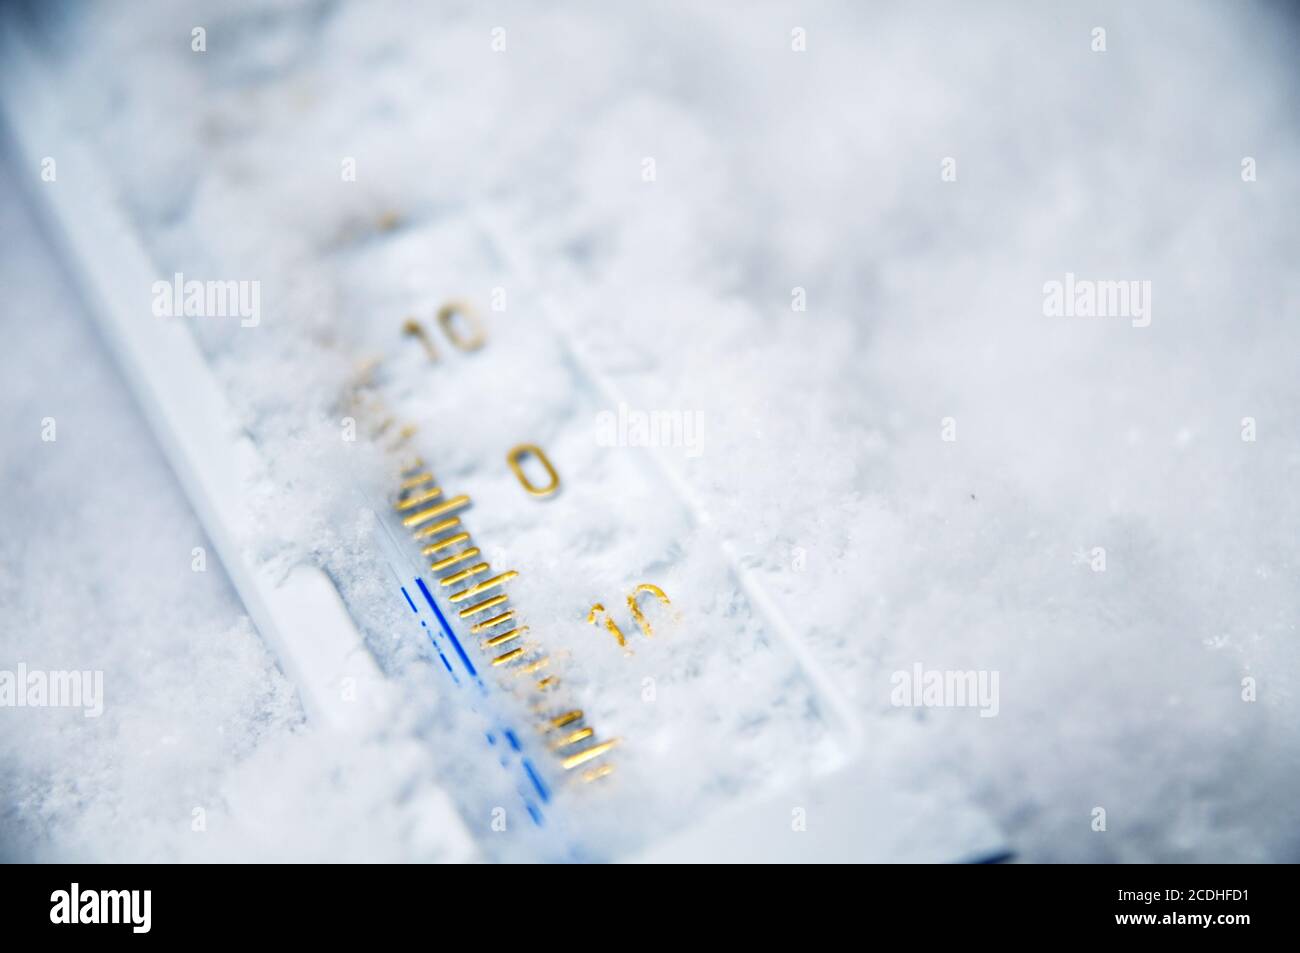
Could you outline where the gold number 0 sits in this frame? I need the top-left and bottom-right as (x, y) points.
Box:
(507, 444), (560, 497)
(437, 300), (486, 352)
(626, 584), (671, 638)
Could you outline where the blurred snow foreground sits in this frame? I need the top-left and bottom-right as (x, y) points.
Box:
(2, 0), (1300, 861)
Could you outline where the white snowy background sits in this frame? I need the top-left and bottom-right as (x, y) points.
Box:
(2, 0), (1299, 861)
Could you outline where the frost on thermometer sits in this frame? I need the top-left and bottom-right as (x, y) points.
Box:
(0, 2), (1017, 865)
(333, 221), (851, 859)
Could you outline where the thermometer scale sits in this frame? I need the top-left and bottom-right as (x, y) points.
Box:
(0, 12), (1007, 862)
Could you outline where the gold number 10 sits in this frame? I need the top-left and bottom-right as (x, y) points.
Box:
(587, 584), (673, 652)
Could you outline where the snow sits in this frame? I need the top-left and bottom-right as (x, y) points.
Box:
(2, 0), (1298, 861)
